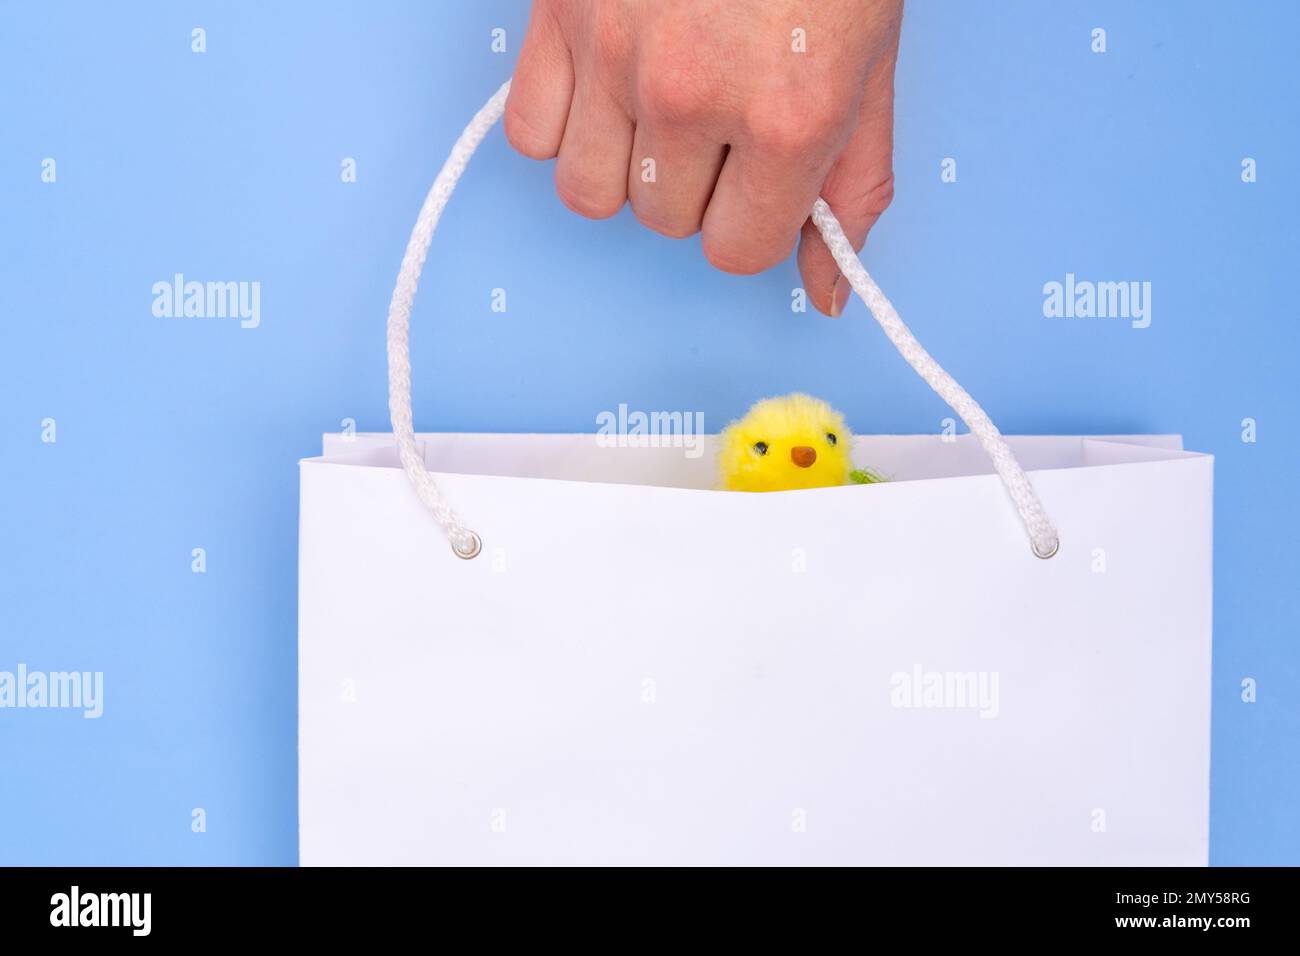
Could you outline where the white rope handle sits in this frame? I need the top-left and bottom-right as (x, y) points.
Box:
(387, 79), (1060, 560)
(810, 201), (1060, 558)
(386, 81), (511, 559)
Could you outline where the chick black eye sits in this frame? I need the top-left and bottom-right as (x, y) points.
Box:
(826, 432), (838, 446)
(753, 441), (769, 456)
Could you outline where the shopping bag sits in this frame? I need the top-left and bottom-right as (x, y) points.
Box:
(298, 83), (1212, 866)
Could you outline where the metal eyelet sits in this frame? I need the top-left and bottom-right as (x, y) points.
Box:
(452, 531), (482, 560)
(1032, 536), (1060, 560)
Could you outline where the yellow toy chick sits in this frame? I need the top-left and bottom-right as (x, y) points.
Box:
(718, 393), (884, 492)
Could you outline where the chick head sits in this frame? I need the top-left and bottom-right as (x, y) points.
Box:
(718, 393), (853, 492)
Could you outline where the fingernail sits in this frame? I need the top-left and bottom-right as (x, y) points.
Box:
(830, 275), (851, 317)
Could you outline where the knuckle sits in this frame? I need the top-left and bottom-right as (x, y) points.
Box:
(636, 58), (717, 126)
(701, 235), (782, 276)
(555, 171), (625, 220)
(745, 96), (844, 155)
(863, 174), (896, 217)
(504, 107), (557, 160)
(835, 172), (896, 223)
(630, 200), (699, 239)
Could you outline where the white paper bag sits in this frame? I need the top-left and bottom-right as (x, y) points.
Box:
(298, 84), (1212, 865)
(299, 432), (1212, 866)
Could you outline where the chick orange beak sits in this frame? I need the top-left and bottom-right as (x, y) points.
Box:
(791, 446), (816, 468)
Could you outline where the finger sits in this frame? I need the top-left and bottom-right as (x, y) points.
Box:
(797, 45), (898, 316)
(553, 82), (635, 219)
(504, 6), (574, 160)
(627, 122), (726, 238)
(702, 105), (842, 277)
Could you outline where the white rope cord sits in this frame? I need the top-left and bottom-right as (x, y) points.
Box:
(810, 200), (1059, 557)
(388, 79), (1060, 560)
(386, 81), (511, 559)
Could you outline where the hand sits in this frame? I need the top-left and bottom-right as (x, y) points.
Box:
(505, 0), (902, 316)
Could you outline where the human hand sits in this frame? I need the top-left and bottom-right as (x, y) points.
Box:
(505, 0), (902, 316)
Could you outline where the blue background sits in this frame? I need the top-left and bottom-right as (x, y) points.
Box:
(1, 1), (1296, 865)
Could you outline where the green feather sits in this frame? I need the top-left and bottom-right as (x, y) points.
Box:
(849, 468), (886, 485)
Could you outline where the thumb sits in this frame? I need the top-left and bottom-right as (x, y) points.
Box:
(797, 48), (898, 317)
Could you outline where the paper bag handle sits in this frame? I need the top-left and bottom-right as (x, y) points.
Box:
(386, 80), (1060, 561)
